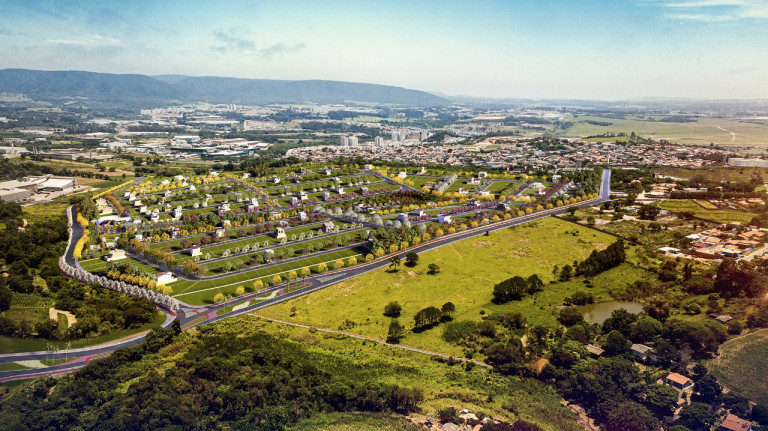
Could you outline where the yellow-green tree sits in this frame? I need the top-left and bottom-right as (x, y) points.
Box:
(213, 293), (225, 303)
(253, 279), (264, 291)
(235, 286), (245, 295)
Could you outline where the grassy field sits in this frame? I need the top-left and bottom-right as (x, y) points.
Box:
(560, 115), (768, 147)
(259, 218), (648, 357)
(707, 329), (768, 405)
(653, 166), (768, 182)
(657, 199), (757, 224)
(214, 316), (582, 430)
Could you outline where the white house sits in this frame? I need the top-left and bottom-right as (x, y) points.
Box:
(172, 206), (183, 219)
(410, 209), (425, 217)
(105, 249), (127, 262)
(190, 245), (202, 256)
(156, 272), (177, 285)
(397, 171), (407, 179)
(273, 227), (286, 239)
(437, 214), (452, 224)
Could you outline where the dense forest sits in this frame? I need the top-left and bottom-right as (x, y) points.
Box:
(0, 326), (425, 430)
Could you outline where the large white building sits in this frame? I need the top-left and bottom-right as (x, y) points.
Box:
(728, 158), (768, 168)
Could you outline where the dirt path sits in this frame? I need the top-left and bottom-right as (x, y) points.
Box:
(717, 125), (737, 142)
(49, 308), (76, 327)
(250, 314), (492, 368)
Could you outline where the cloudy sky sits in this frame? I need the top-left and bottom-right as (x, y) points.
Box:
(1, 0), (767, 100)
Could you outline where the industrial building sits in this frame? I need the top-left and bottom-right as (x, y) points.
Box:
(0, 175), (77, 203)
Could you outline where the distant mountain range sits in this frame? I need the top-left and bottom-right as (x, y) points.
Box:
(0, 69), (448, 108)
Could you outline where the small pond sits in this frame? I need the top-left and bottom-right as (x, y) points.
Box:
(576, 301), (644, 324)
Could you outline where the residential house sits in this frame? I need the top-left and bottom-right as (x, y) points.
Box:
(156, 272), (177, 285)
(720, 413), (753, 431)
(630, 344), (658, 363)
(437, 214), (452, 224)
(664, 372), (693, 390)
(105, 249), (126, 262)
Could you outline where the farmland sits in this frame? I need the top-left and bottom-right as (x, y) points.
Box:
(707, 329), (768, 405)
(559, 115), (768, 147)
(657, 199), (757, 224)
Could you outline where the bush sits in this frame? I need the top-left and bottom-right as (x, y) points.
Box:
(558, 308), (584, 326)
(383, 301), (402, 318)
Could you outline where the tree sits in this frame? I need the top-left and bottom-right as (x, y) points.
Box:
(441, 302), (455, 318)
(603, 308), (638, 337)
(526, 274), (544, 294)
(603, 330), (630, 356)
(605, 401), (659, 431)
(559, 264), (573, 281)
(438, 407), (458, 424)
(558, 308), (584, 326)
(383, 301), (402, 318)
(405, 252), (419, 267)
(427, 263), (440, 275)
(253, 279), (264, 291)
(0, 286), (11, 311)
(213, 293), (225, 303)
(638, 204), (661, 220)
(389, 255), (401, 272)
(387, 319), (406, 343)
(676, 402), (715, 430)
(492, 276), (528, 304)
(692, 374), (721, 404)
(644, 383), (679, 417)
(235, 286), (245, 295)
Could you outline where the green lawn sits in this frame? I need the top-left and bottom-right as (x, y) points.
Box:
(658, 199), (757, 224)
(707, 329), (768, 405)
(259, 218), (647, 357)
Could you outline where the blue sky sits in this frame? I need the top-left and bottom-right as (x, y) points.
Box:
(1, 0), (767, 100)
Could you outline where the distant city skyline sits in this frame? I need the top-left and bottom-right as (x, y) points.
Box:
(1, 0), (767, 100)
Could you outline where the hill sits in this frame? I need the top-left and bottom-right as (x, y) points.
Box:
(0, 69), (448, 108)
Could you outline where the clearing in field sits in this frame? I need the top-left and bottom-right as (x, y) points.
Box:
(707, 329), (768, 405)
(259, 217), (646, 357)
(658, 199), (757, 224)
(560, 115), (768, 147)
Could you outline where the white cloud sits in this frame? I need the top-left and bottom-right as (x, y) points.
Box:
(44, 34), (122, 46)
(649, 0), (768, 21)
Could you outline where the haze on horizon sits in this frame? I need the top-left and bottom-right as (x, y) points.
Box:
(1, 0), (767, 101)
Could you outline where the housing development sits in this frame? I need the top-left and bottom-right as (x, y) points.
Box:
(2, 2), (768, 430)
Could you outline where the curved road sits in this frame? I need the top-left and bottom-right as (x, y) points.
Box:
(0, 170), (610, 382)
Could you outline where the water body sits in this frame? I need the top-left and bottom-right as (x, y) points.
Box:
(577, 301), (644, 324)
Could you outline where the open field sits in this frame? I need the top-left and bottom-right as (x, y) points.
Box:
(259, 218), (648, 357)
(657, 199), (757, 224)
(707, 329), (768, 405)
(560, 115), (768, 147)
(213, 316), (582, 431)
(653, 166), (768, 183)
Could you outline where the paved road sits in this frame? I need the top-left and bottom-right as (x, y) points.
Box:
(0, 169), (611, 381)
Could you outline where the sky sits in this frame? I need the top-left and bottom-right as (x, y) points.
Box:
(1, 0), (767, 100)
